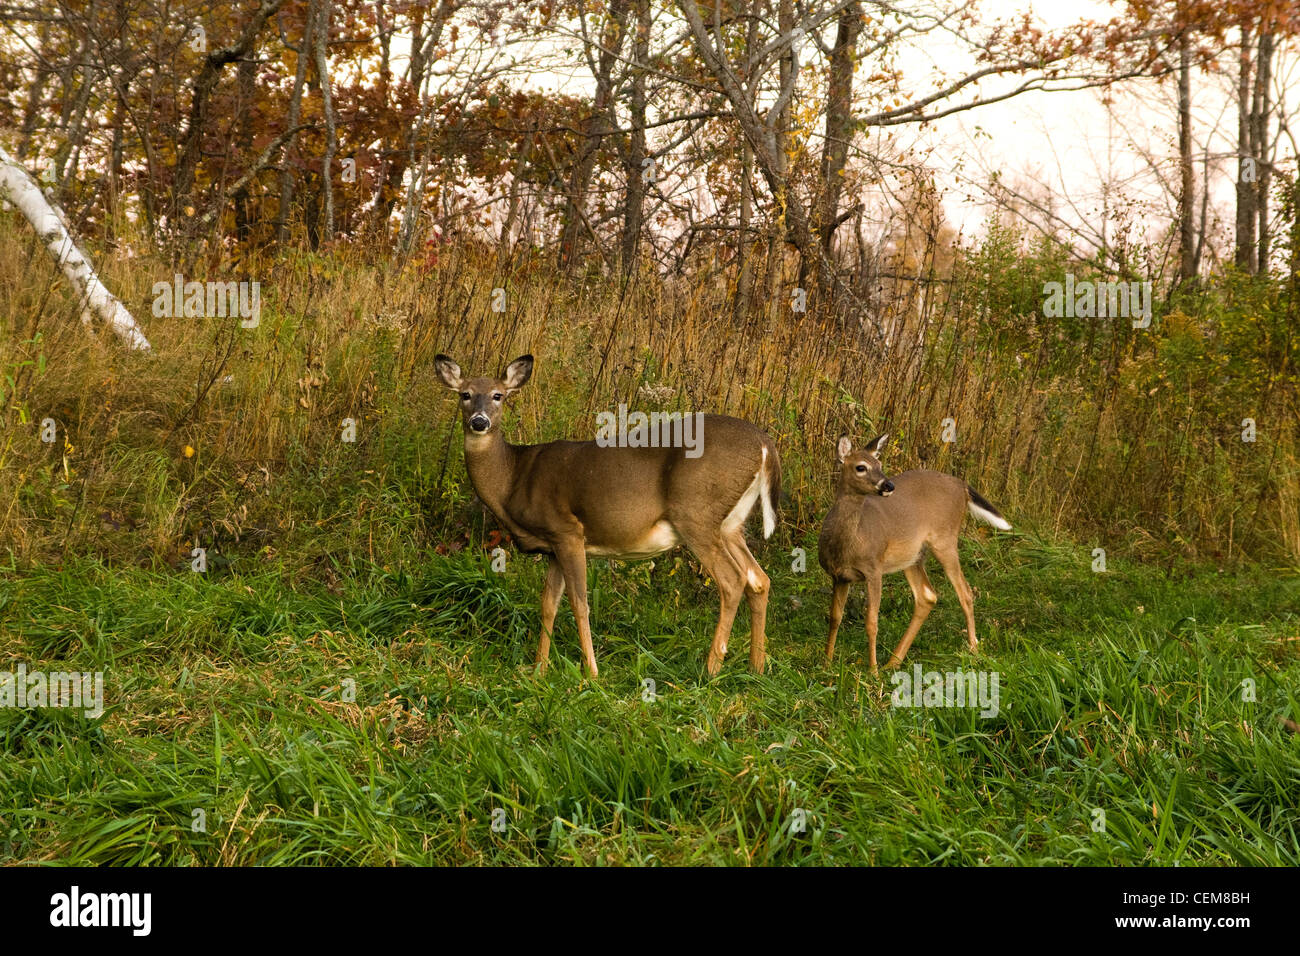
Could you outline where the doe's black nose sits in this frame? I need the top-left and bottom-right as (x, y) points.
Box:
(882, 480), (895, 494)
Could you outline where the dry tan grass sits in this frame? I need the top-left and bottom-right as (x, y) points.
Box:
(1, 217), (1295, 566)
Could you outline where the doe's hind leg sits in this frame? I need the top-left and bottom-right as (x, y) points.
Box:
(683, 534), (747, 676)
(723, 533), (770, 673)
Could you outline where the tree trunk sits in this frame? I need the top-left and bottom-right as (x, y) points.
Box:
(820, 2), (862, 257)
(0, 146), (151, 350)
(370, 0), (396, 239)
(109, 88), (127, 224)
(277, 3), (314, 243)
(232, 51), (258, 241)
(558, 0), (629, 273)
(1235, 23), (1257, 272)
(775, 0), (796, 294)
(313, 0), (337, 244)
(1177, 30), (1195, 283)
(396, 2), (456, 254)
(735, 140), (754, 323)
(679, 0), (836, 310)
(735, 4), (759, 323)
(16, 19), (51, 161)
(173, 0), (285, 226)
(56, 66), (98, 193)
(620, 0), (650, 276)
(1254, 29), (1274, 274)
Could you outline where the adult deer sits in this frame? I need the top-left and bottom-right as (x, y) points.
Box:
(818, 434), (1011, 670)
(434, 354), (781, 678)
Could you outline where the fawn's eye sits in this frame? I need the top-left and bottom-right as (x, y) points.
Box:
(492, 393), (503, 401)
(459, 392), (470, 401)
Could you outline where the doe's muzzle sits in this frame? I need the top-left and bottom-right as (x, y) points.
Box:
(880, 480), (895, 496)
(469, 414), (491, 433)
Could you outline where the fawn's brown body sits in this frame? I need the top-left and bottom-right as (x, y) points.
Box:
(818, 434), (1010, 670)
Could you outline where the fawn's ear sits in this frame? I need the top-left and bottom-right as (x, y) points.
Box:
(865, 433), (890, 459)
(433, 355), (463, 390)
(835, 434), (853, 463)
(502, 354), (534, 392)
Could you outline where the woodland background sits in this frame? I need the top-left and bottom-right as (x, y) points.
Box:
(0, 0), (1297, 569)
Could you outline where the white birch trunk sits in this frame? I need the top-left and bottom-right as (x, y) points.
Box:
(0, 144), (151, 351)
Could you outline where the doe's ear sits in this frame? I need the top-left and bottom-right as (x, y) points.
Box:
(865, 433), (890, 459)
(433, 354), (463, 390)
(502, 354), (534, 392)
(835, 434), (853, 463)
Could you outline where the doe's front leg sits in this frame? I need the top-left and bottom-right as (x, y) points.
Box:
(553, 541), (598, 678)
(535, 556), (566, 675)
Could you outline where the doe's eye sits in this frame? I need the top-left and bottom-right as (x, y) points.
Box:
(459, 392), (471, 401)
(855, 465), (867, 473)
(492, 393), (503, 401)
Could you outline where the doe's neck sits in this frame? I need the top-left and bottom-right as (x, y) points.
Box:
(463, 429), (518, 509)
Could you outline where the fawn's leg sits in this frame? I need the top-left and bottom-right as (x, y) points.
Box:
(826, 580), (850, 664)
(885, 561), (937, 669)
(933, 541), (977, 653)
(865, 570), (883, 672)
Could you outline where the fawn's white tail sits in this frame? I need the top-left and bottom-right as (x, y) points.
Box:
(967, 486), (1012, 531)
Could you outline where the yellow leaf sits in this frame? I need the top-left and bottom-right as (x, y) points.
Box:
(184, 445), (195, 458)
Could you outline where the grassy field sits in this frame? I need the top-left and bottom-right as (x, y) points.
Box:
(2, 0), (1299, 873)
(1, 528), (1296, 865)
(1, 218), (1297, 866)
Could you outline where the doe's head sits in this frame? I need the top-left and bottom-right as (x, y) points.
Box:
(835, 433), (894, 497)
(434, 354), (533, 436)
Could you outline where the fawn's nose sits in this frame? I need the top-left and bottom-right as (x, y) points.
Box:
(469, 414), (491, 433)
(880, 480), (895, 496)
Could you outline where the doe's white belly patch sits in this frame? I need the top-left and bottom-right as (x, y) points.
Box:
(586, 520), (680, 559)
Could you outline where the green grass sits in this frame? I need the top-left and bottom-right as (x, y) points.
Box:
(0, 531), (1297, 865)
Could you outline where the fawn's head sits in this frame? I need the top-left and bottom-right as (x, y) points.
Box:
(835, 433), (894, 497)
(434, 354), (533, 436)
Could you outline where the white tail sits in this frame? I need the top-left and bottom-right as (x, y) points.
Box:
(968, 496), (1012, 531)
(725, 445), (779, 539)
(759, 446), (778, 538)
